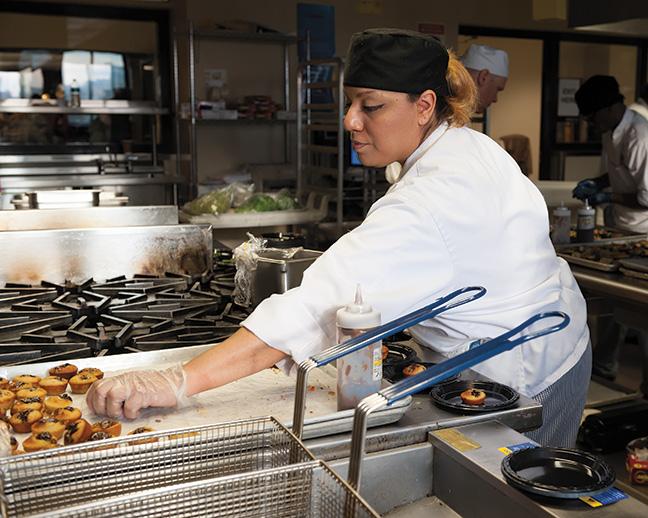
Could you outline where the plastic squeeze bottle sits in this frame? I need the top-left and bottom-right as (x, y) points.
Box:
(576, 200), (596, 243)
(336, 285), (382, 411)
(551, 203), (572, 245)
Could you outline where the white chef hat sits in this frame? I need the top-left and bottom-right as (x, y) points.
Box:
(461, 44), (509, 78)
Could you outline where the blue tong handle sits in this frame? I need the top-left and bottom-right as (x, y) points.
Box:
(378, 311), (571, 406)
(309, 286), (487, 367)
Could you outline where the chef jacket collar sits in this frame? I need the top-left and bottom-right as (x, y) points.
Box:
(611, 107), (632, 146)
(401, 121), (450, 179)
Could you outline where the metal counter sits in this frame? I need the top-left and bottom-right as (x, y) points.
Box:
(571, 265), (648, 305)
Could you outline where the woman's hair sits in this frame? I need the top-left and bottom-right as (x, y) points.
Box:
(409, 50), (477, 128)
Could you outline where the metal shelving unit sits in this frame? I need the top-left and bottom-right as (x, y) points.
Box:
(296, 58), (347, 235)
(185, 23), (297, 198)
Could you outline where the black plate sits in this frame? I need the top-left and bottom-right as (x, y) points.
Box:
(382, 343), (418, 370)
(383, 360), (459, 387)
(429, 380), (519, 413)
(501, 447), (616, 499)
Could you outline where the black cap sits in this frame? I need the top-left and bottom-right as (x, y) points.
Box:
(344, 28), (450, 96)
(575, 75), (624, 116)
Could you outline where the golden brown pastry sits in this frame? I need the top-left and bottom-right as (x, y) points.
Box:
(128, 427), (156, 445)
(44, 394), (73, 414)
(38, 376), (68, 396)
(12, 374), (40, 385)
(0, 389), (16, 412)
(64, 419), (93, 445)
(382, 345), (389, 360)
(8, 381), (33, 393)
(78, 368), (104, 380)
(31, 417), (66, 440)
(91, 420), (121, 437)
(402, 363), (426, 377)
(16, 387), (47, 401)
(68, 373), (97, 394)
(48, 363), (78, 381)
(89, 431), (112, 441)
(11, 397), (43, 414)
(460, 388), (487, 406)
(51, 406), (82, 424)
(10, 436), (17, 452)
(23, 432), (58, 452)
(0, 377), (9, 390)
(9, 409), (42, 433)
(12, 449), (25, 455)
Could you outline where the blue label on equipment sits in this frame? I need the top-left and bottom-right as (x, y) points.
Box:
(581, 487), (628, 507)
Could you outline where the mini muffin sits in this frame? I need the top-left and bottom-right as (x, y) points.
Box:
(68, 373), (97, 394)
(9, 409), (42, 433)
(168, 430), (199, 440)
(12, 374), (40, 385)
(31, 417), (66, 440)
(382, 345), (389, 361)
(44, 394), (73, 414)
(0, 389), (16, 412)
(23, 432), (58, 452)
(16, 387), (47, 401)
(402, 363), (426, 377)
(38, 376), (68, 396)
(128, 427), (157, 445)
(460, 388), (486, 406)
(10, 436), (17, 452)
(91, 420), (121, 437)
(48, 363), (78, 381)
(0, 377), (9, 390)
(52, 406), (82, 424)
(8, 381), (33, 393)
(79, 368), (104, 380)
(64, 419), (93, 445)
(11, 397), (43, 414)
(89, 431), (112, 441)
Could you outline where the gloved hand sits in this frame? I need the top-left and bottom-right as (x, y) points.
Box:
(86, 363), (189, 419)
(572, 178), (602, 200)
(0, 421), (11, 457)
(589, 191), (612, 206)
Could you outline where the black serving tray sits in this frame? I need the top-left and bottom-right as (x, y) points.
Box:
(429, 379), (519, 413)
(501, 447), (615, 499)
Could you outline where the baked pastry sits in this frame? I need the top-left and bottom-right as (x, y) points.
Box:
(48, 363), (78, 381)
(9, 409), (42, 433)
(31, 417), (66, 440)
(92, 419), (121, 437)
(38, 376), (68, 396)
(44, 394), (73, 414)
(11, 397), (43, 414)
(167, 431), (199, 440)
(12, 449), (25, 455)
(402, 363), (426, 377)
(0, 377), (9, 390)
(16, 387), (47, 401)
(12, 374), (40, 385)
(89, 431), (112, 441)
(460, 388), (487, 406)
(52, 406), (82, 424)
(64, 419), (93, 445)
(79, 368), (104, 380)
(23, 432), (58, 452)
(0, 389), (16, 412)
(10, 436), (17, 452)
(128, 427), (156, 445)
(382, 345), (389, 360)
(68, 373), (97, 394)
(8, 381), (33, 392)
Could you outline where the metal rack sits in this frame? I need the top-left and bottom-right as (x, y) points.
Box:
(296, 58), (346, 235)
(185, 23), (297, 199)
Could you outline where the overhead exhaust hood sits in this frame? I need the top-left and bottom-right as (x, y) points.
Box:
(569, 0), (648, 36)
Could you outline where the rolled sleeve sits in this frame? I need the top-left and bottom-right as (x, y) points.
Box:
(241, 189), (454, 368)
(626, 128), (648, 208)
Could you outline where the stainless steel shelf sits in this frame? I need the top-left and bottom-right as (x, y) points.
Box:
(0, 100), (169, 115)
(197, 117), (295, 124)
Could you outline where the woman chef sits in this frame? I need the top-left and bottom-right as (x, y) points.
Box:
(88, 29), (590, 447)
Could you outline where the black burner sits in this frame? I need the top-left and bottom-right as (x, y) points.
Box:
(0, 253), (247, 364)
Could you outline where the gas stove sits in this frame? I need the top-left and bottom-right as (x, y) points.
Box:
(0, 253), (248, 365)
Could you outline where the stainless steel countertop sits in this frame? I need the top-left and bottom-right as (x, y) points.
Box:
(571, 265), (648, 305)
(305, 342), (542, 460)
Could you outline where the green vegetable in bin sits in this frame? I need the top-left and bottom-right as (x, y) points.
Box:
(183, 189), (232, 215)
(235, 194), (280, 213)
(275, 192), (298, 210)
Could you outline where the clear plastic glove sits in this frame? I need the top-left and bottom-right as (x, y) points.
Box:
(0, 421), (11, 457)
(572, 178), (602, 200)
(86, 364), (189, 420)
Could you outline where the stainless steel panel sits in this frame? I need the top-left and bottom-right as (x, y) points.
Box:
(0, 206), (178, 231)
(0, 224), (212, 284)
(0, 98), (168, 115)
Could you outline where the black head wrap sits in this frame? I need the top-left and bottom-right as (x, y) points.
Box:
(575, 75), (625, 116)
(344, 28), (450, 96)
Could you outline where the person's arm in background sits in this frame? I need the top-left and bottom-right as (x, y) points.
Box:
(614, 128), (648, 209)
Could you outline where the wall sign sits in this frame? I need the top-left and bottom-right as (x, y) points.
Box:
(558, 78), (580, 117)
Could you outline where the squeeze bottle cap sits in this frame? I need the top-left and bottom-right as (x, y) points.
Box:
(336, 284), (381, 330)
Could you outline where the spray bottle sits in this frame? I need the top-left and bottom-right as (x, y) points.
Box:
(336, 285), (382, 411)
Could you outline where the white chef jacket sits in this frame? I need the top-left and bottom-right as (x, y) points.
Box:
(629, 98), (648, 123)
(601, 108), (648, 233)
(243, 122), (589, 397)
